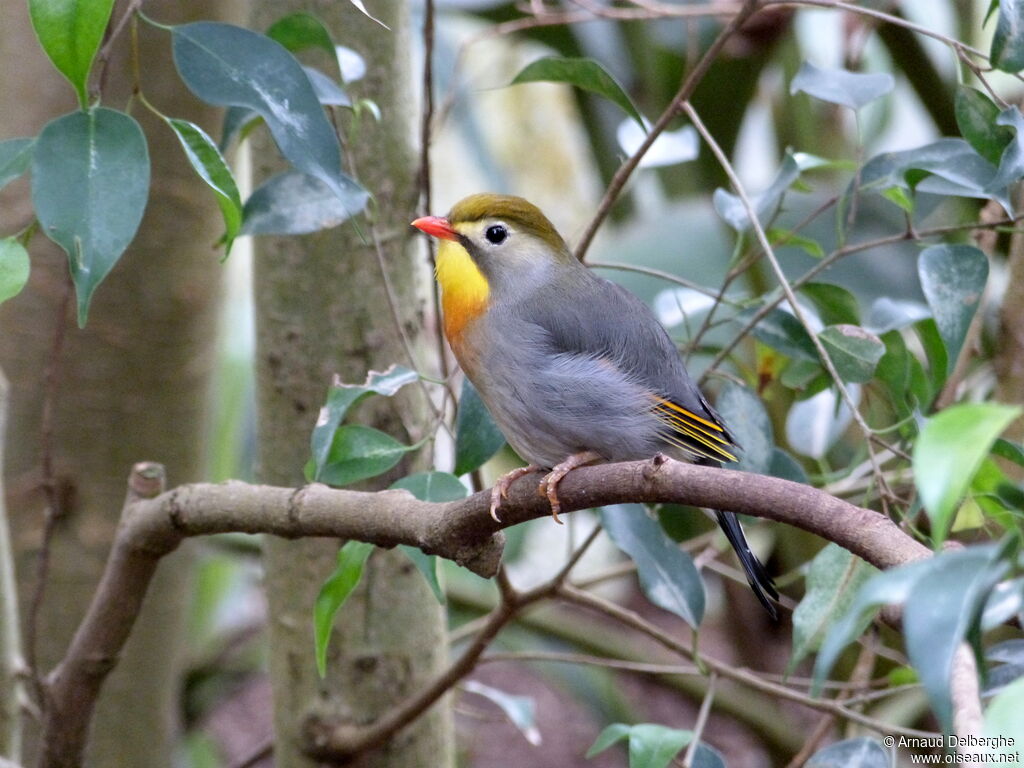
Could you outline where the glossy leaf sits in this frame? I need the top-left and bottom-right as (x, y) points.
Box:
(790, 61), (894, 110)
(454, 378), (506, 476)
(318, 425), (413, 487)
(993, 438), (1024, 467)
(813, 557), (939, 693)
(746, 307), (819, 362)
(713, 153), (800, 231)
(715, 381), (773, 473)
(304, 67), (351, 106)
(800, 283), (860, 326)
(806, 738), (888, 768)
(991, 0), (1024, 72)
(398, 544), (445, 604)
(617, 119), (698, 168)
(391, 471), (468, 503)
(770, 228), (824, 258)
(904, 544), (1011, 732)
(955, 87), (1014, 165)
(309, 365), (418, 480)
(790, 544), (877, 671)
(28, 0), (116, 105)
(987, 107), (1024, 191)
(587, 723), (693, 768)
(0, 138), (34, 190)
(785, 385), (860, 460)
(818, 325), (884, 383)
(166, 118), (242, 254)
(240, 170), (368, 236)
(913, 403), (1021, 546)
(31, 107), (150, 327)
(313, 540), (374, 677)
(266, 11), (335, 59)
(865, 297), (930, 335)
(172, 22), (352, 205)
(586, 723), (632, 757)
(600, 504), (705, 628)
(0, 238), (30, 305)
(463, 681), (540, 746)
(918, 244), (988, 374)
(510, 57), (644, 130)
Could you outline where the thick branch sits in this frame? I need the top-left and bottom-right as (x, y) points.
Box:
(39, 455), (931, 767)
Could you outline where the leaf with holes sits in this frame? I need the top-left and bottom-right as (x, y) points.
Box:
(31, 107), (150, 327)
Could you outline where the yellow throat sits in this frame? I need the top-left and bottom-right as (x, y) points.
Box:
(435, 238), (490, 343)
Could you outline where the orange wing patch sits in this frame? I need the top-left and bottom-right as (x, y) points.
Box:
(653, 397), (737, 463)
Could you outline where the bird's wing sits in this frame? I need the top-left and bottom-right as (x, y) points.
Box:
(519, 272), (738, 462)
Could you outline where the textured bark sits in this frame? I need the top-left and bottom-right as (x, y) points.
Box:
(0, 372), (22, 762)
(0, 0), (243, 763)
(996, 207), (1024, 481)
(247, 2), (453, 766)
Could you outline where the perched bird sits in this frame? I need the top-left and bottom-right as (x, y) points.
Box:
(412, 194), (778, 618)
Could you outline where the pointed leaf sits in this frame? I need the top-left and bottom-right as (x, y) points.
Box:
(266, 11), (335, 59)
(790, 61), (894, 110)
(600, 504), (705, 628)
(241, 170), (368, 236)
(800, 283), (860, 326)
(955, 87), (1014, 165)
(510, 57), (644, 130)
(398, 544), (445, 604)
(627, 724), (693, 768)
(392, 470), (465, 601)
(918, 244), (988, 374)
(313, 540), (374, 677)
(319, 425), (414, 486)
(0, 238), (30, 305)
(31, 107), (150, 326)
(991, 0), (1024, 72)
(586, 723), (632, 758)
(790, 544), (877, 671)
(987, 107), (1024, 191)
(806, 738), (888, 768)
(172, 22), (352, 206)
(818, 325), (884, 383)
(713, 153), (800, 231)
(28, 0), (116, 106)
(454, 378), (506, 476)
(715, 381), (773, 473)
(166, 118), (242, 254)
(310, 365), (418, 479)
(463, 681), (540, 746)
(347, 0), (388, 30)
(904, 544), (1011, 732)
(0, 138), (34, 190)
(913, 403), (1021, 546)
(745, 306), (819, 362)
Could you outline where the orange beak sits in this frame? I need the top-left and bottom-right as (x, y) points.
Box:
(411, 215), (459, 241)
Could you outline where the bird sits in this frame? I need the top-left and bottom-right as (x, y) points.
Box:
(412, 193), (778, 618)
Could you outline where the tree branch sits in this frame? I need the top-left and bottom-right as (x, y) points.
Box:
(39, 455), (933, 767)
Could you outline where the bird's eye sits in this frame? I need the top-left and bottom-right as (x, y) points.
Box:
(485, 224), (508, 245)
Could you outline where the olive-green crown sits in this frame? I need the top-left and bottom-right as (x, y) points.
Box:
(448, 194), (569, 255)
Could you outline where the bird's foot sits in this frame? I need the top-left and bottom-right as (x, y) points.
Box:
(542, 450), (603, 525)
(489, 464), (541, 522)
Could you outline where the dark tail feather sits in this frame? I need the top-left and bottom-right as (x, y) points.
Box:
(714, 508), (779, 621)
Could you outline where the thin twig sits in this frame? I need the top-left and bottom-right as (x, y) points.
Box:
(574, 0), (763, 260)
(682, 672), (716, 768)
(94, 0), (145, 100)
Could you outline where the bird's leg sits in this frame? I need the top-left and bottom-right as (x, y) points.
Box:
(543, 450), (603, 525)
(489, 464), (541, 523)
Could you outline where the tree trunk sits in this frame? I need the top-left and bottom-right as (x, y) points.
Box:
(0, 0), (243, 763)
(248, 2), (453, 767)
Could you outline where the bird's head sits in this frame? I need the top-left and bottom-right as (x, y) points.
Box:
(412, 194), (574, 341)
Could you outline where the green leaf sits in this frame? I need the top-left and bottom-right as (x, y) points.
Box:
(600, 504), (705, 628)
(904, 543), (1012, 732)
(745, 307), (819, 363)
(818, 325), (885, 384)
(31, 107), (150, 327)
(28, 0), (116, 106)
(172, 22), (353, 206)
(881, 185), (914, 213)
(310, 365), (418, 480)
(769, 227), (824, 258)
(769, 447), (809, 484)
(713, 153), (801, 231)
(790, 544), (877, 671)
(313, 540), (374, 677)
(806, 738), (888, 768)
(0, 234), (30, 294)
(991, 0), (1024, 72)
(918, 244), (988, 375)
(993, 438), (1024, 467)
(510, 57), (644, 131)
(800, 283), (860, 326)
(986, 107), (1024, 191)
(627, 724), (693, 768)
(813, 557), (938, 693)
(398, 545), (445, 604)
(913, 403), (1021, 546)
(789, 61), (894, 110)
(915, 318), (948, 402)
(463, 681), (540, 746)
(0, 138), (34, 190)
(715, 381), (773, 473)
(454, 378), (506, 476)
(240, 171), (368, 236)
(955, 86), (1015, 165)
(165, 118), (242, 254)
(319, 425), (414, 487)
(586, 723), (633, 757)
(985, 675), (1024, 754)
(0, 238), (30, 305)
(867, 297), (931, 335)
(266, 11), (335, 59)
